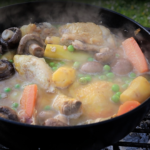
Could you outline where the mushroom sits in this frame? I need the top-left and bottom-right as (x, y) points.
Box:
(0, 27), (22, 50)
(80, 61), (103, 74)
(110, 58), (133, 76)
(43, 118), (68, 126)
(0, 106), (19, 122)
(17, 34), (45, 57)
(95, 47), (115, 62)
(0, 60), (15, 81)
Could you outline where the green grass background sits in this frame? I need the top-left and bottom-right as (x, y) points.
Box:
(0, 0), (150, 27)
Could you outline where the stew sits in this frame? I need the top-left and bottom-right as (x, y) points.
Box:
(0, 22), (150, 126)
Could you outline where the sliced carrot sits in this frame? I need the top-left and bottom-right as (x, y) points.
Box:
(20, 84), (37, 118)
(122, 37), (148, 73)
(117, 101), (140, 116)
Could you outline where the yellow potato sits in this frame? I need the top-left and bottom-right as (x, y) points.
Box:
(120, 76), (150, 103)
(52, 67), (76, 88)
(44, 44), (91, 62)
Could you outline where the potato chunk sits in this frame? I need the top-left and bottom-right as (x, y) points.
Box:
(120, 76), (150, 103)
(52, 67), (76, 88)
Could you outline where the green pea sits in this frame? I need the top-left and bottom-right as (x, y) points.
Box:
(4, 87), (11, 93)
(67, 45), (74, 52)
(116, 92), (122, 97)
(12, 103), (19, 108)
(88, 57), (94, 61)
(129, 72), (136, 78)
(103, 65), (111, 72)
(115, 54), (120, 58)
(9, 60), (13, 63)
(73, 61), (80, 69)
(49, 62), (55, 67)
(106, 72), (115, 79)
(52, 66), (58, 71)
(15, 84), (20, 89)
(111, 94), (120, 103)
(44, 105), (51, 110)
(79, 77), (88, 84)
(99, 75), (107, 80)
(112, 84), (120, 92)
(85, 75), (92, 82)
(78, 73), (84, 78)
(122, 84), (128, 89)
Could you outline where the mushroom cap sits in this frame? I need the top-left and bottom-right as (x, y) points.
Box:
(0, 106), (19, 122)
(0, 60), (15, 81)
(17, 34), (45, 57)
(0, 27), (22, 50)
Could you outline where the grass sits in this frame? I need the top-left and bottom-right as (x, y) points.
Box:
(0, 0), (150, 27)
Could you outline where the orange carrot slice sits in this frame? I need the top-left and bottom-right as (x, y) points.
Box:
(117, 101), (140, 116)
(20, 84), (37, 118)
(122, 37), (148, 73)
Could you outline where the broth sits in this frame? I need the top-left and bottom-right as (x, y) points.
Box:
(0, 22), (150, 126)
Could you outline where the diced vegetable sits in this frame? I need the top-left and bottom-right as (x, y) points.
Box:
(67, 45), (75, 52)
(116, 92), (122, 97)
(73, 61), (80, 69)
(88, 57), (94, 61)
(129, 72), (136, 78)
(120, 76), (150, 103)
(117, 101), (140, 116)
(44, 105), (51, 110)
(122, 37), (148, 73)
(103, 65), (111, 72)
(15, 84), (21, 89)
(85, 75), (92, 82)
(20, 84), (37, 118)
(111, 84), (120, 92)
(12, 103), (19, 109)
(44, 44), (91, 62)
(111, 94), (120, 103)
(52, 67), (76, 88)
(106, 72), (115, 79)
(4, 87), (11, 93)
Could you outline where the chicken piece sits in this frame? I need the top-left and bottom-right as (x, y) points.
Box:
(53, 94), (82, 119)
(13, 55), (55, 93)
(72, 40), (103, 52)
(59, 23), (116, 51)
(69, 81), (119, 119)
(59, 22), (104, 46)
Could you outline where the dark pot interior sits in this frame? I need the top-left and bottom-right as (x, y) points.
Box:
(0, 1), (150, 150)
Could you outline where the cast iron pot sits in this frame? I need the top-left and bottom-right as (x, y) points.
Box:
(0, 1), (150, 150)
